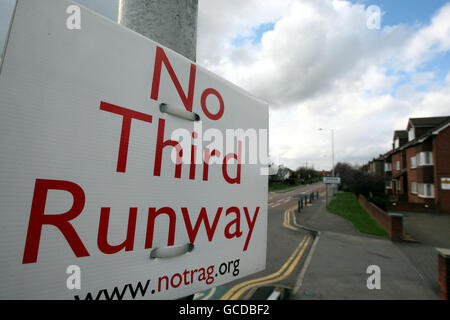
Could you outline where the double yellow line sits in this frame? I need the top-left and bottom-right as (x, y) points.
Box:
(283, 207), (299, 231)
(221, 232), (311, 300)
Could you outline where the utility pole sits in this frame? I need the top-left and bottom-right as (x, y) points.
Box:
(318, 127), (335, 176)
(118, 0), (198, 62)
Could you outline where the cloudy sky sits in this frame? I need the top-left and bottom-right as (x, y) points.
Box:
(1, 0), (450, 171)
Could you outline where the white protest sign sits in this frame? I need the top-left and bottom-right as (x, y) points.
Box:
(0, 0), (268, 299)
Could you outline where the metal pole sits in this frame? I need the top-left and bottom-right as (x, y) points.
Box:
(118, 0), (198, 62)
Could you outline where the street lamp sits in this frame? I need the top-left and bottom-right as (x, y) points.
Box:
(318, 128), (335, 177)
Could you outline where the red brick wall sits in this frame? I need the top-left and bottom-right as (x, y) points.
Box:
(406, 145), (422, 203)
(438, 249), (450, 300)
(389, 214), (404, 242)
(392, 152), (403, 177)
(359, 195), (403, 241)
(434, 126), (450, 214)
(391, 151), (406, 198)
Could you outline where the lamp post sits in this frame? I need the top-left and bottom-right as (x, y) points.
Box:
(318, 128), (335, 177)
(118, 0), (198, 62)
(319, 128), (336, 207)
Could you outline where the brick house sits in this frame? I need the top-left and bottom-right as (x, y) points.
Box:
(383, 130), (408, 199)
(367, 155), (384, 177)
(391, 148), (407, 200)
(383, 116), (450, 213)
(403, 117), (450, 213)
(383, 150), (393, 196)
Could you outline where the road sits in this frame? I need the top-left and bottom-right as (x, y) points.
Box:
(194, 182), (324, 300)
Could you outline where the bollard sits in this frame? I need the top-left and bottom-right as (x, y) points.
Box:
(316, 191), (319, 199)
(298, 200), (302, 213)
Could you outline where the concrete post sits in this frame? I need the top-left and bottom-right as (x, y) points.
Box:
(118, 0), (198, 61)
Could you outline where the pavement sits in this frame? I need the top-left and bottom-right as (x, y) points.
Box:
(291, 193), (440, 300)
(397, 211), (450, 248)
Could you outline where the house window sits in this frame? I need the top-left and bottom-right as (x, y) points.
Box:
(395, 161), (400, 170)
(417, 152), (433, 166)
(384, 162), (392, 172)
(410, 156), (417, 169)
(386, 180), (392, 189)
(394, 138), (399, 149)
(418, 183), (434, 198)
(411, 182), (417, 194)
(408, 128), (415, 141)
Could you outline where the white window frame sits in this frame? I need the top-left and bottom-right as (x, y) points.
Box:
(394, 138), (399, 149)
(411, 182), (417, 194)
(410, 156), (417, 169)
(417, 151), (433, 166)
(385, 180), (392, 189)
(418, 183), (434, 198)
(384, 162), (392, 172)
(395, 160), (400, 171)
(408, 128), (415, 141)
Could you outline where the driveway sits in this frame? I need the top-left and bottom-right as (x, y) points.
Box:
(391, 211), (450, 295)
(401, 212), (450, 248)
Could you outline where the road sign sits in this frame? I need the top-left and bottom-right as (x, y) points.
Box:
(0, 0), (268, 299)
(323, 176), (341, 184)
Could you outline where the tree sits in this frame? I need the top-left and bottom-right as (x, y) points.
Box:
(295, 166), (320, 184)
(333, 162), (384, 197)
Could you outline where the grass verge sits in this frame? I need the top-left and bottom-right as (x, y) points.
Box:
(327, 192), (388, 238)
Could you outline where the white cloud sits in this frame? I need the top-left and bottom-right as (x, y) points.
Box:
(198, 0), (450, 170)
(399, 3), (450, 71)
(200, 0), (414, 107)
(197, 0), (291, 68)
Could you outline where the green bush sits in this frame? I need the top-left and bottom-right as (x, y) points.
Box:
(285, 178), (296, 185)
(366, 196), (388, 211)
